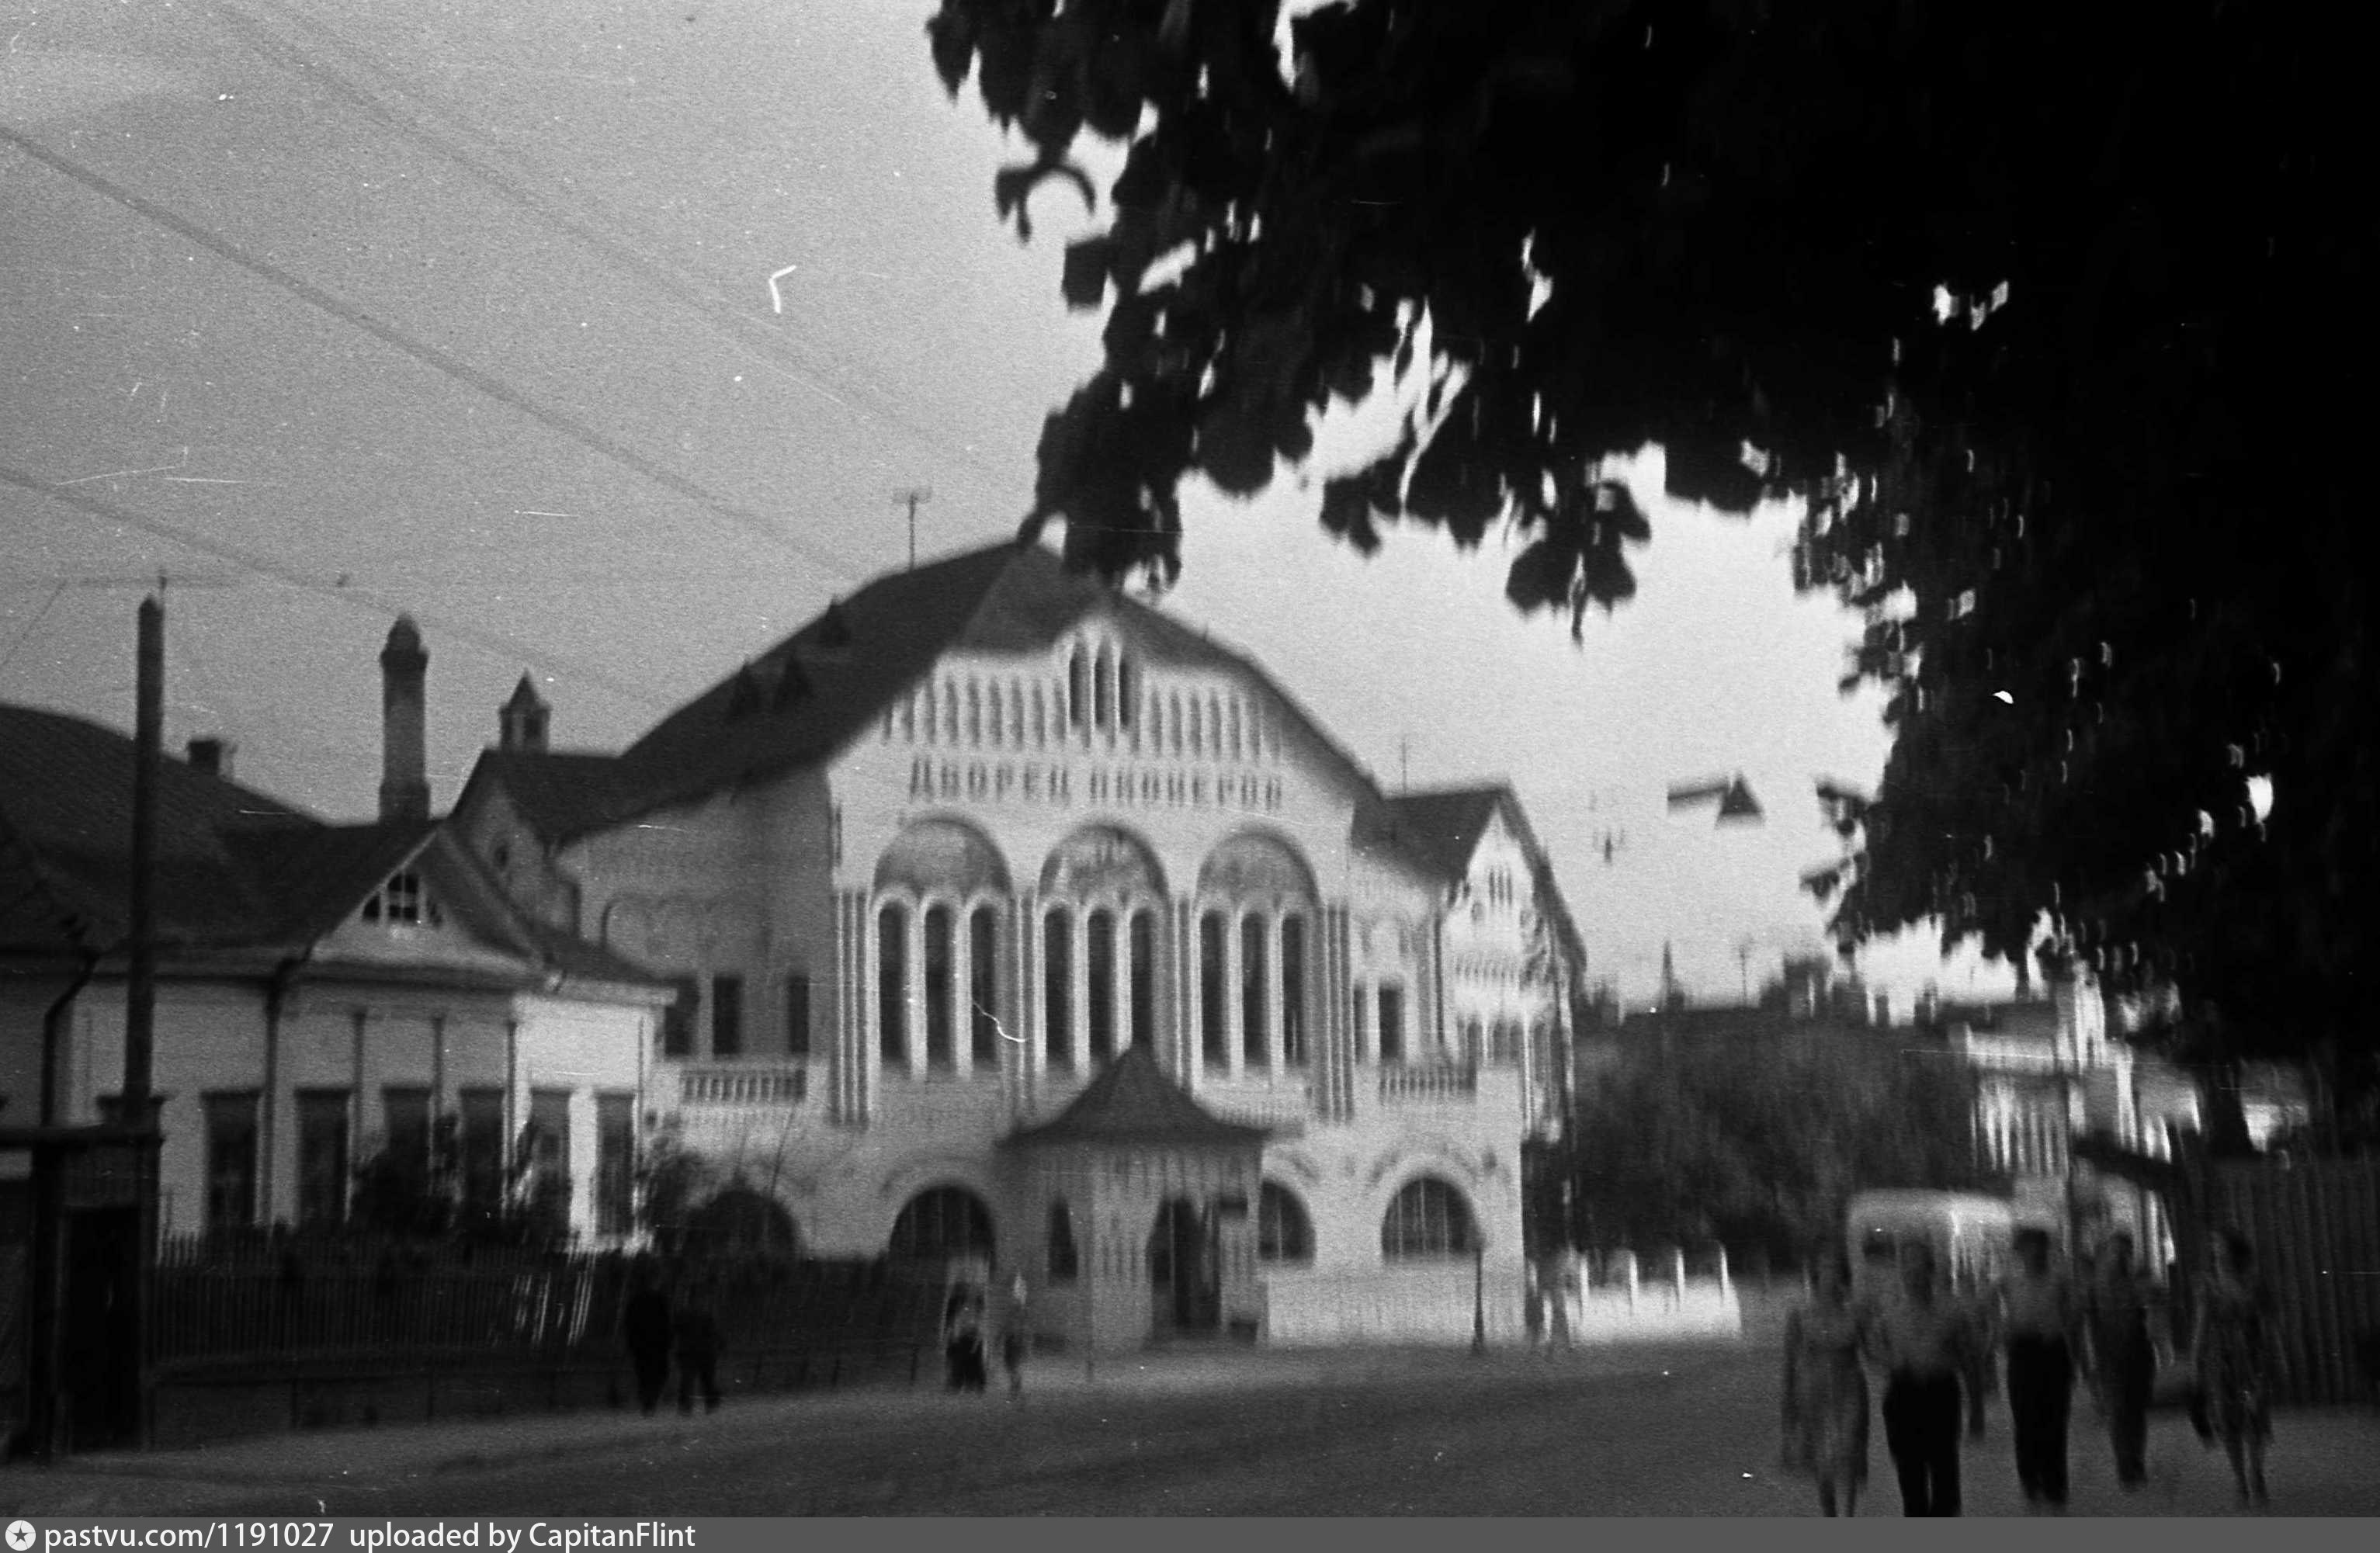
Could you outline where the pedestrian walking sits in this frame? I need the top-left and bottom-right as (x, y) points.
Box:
(621, 1260), (674, 1416)
(2084, 1230), (2160, 1490)
(674, 1277), (723, 1415)
(944, 1286), (988, 1393)
(1000, 1273), (1030, 1400)
(1864, 1242), (1989, 1516)
(1994, 1227), (2085, 1512)
(1779, 1246), (1870, 1517)
(2192, 1229), (2279, 1506)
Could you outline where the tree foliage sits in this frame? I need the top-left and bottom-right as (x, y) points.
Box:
(1567, 1035), (1990, 1262)
(927, 1), (2376, 1097)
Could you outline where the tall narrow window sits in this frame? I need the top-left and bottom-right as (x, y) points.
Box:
(1093, 645), (1115, 730)
(1046, 1198), (1081, 1282)
(383, 1087), (432, 1185)
(295, 1090), (350, 1227)
(661, 975), (700, 1058)
(1086, 909), (1117, 1064)
(784, 972), (812, 1058)
(1241, 916), (1269, 1067)
(595, 1093), (635, 1236)
(970, 906), (1000, 1067)
(878, 903), (909, 1066)
(1378, 984), (1406, 1064)
(528, 1088), (572, 1223)
(203, 1091), (259, 1234)
(1281, 916), (1307, 1065)
(1117, 656), (1136, 729)
(457, 1088), (505, 1215)
(924, 905), (955, 1067)
(1067, 649), (1088, 729)
(1129, 910), (1156, 1051)
(710, 972), (744, 1059)
(1199, 912), (1227, 1066)
(1044, 908), (1074, 1070)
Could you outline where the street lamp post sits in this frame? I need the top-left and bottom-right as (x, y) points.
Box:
(1471, 1237), (1488, 1357)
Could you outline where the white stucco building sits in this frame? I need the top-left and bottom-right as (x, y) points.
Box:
(449, 537), (1586, 1351)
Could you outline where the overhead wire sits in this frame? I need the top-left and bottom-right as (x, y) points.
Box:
(0, 122), (865, 589)
(0, 461), (670, 710)
(221, 0), (1021, 497)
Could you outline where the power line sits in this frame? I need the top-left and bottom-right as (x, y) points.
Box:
(220, 1), (1019, 498)
(0, 462), (669, 709)
(0, 123), (863, 589)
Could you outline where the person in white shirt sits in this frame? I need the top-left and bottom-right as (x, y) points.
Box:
(1864, 1242), (1989, 1515)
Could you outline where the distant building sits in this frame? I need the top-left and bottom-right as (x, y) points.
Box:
(449, 537), (1584, 1350)
(0, 654), (671, 1243)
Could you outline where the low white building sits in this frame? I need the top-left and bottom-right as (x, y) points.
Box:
(0, 681), (672, 1244)
(449, 537), (1587, 1350)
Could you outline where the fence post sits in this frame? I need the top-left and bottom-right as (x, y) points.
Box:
(1625, 1250), (1639, 1310)
(1718, 1246), (1732, 1302)
(1673, 1248), (1686, 1305)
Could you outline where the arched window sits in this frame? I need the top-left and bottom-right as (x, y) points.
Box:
(1280, 916), (1307, 1066)
(1240, 916), (1269, 1067)
(1188, 696), (1204, 754)
(1377, 983), (1405, 1063)
(1169, 692), (1185, 754)
(1067, 649), (1088, 730)
(966, 680), (982, 744)
(1381, 1177), (1477, 1260)
(1199, 912), (1227, 1066)
(1046, 1198), (1081, 1281)
(1129, 910), (1156, 1050)
(877, 903), (908, 1065)
(1116, 655), (1136, 730)
(969, 906), (1000, 1066)
(1492, 1017), (1524, 1062)
(1258, 1182), (1313, 1265)
(943, 677), (961, 742)
(1087, 909), (1117, 1063)
(1044, 908), (1074, 1070)
(923, 905), (955, 1067)
(1461, 1018), (1484, 1066)
(1093, 644), (1115, 730)
(889, 1186), (996, 1264)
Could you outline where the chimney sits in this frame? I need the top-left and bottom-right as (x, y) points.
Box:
(499, 674), (550, 754)
(186, 737), (233, 777)
(379, 616), (429, 821)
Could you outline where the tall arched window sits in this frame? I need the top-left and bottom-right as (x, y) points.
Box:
(1280, 916), (1307, 1066)
(1461, 1018), (1484, 1066)
(1240, 916), (1269, 1068)
(1046, 1198), (1080, 1281)
(1188, 696), (1204, 754)
(1258, 1182), (1313, 1265)
(877, 903), (908, 1065)
(1067, 650), (1088, 730)
(1169, 692), (1185, 754)
(1199, 912), (1227, 1066)
(1117, 655), (1136, 730)
(1086, 909), (1117, 1063)
(1492, 1017), (1524, 1062)
(1381, 1177), (1477, 1260)
(1044, 908), (1074, 1070)
(923, 905), (955, 1067)
(1129, 910), (1156, 1050)
(969, 906), (1000, 1067)
(1376, 984), (1404, 1064)
(889, 1186), (996, 1264)
(1093, 645), (1115, 730)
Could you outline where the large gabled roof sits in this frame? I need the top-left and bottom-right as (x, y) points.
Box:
(1002, 1045), (1270, 1149)
(467, 538), (1424, 853)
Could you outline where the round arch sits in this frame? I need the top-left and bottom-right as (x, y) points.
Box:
(683, 1187), (800, 1261)
(1039, 824), (1168, 900)
(875, 817), (1011, 899)
(1380, 1174), (1480, 1260)
(1197, 829), (1318, 903)
(887, 1184), (997, 1266)
(1258, 1180), (1315, 1266)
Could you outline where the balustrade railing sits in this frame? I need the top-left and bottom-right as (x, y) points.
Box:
(678, 1063), (808, 1106)
(1376, 1063), (1478, 1103)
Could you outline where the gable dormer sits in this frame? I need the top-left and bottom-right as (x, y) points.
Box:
(359, 865), (444, 929)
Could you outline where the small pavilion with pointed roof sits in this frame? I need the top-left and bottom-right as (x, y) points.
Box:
(1001, 1045), (1268, 1351)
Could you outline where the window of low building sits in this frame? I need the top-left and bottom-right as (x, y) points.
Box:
(1381, 1177), (1477, 1260)
(1258, 1181), (1313, 1265)
(1046, 1199), (1081, 1281)
(203, 1090), (259, 1234)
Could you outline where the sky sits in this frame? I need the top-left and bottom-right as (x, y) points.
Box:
(1, 0), (2014, 1010)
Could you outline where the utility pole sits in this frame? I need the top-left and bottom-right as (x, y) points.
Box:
(891, 487), (933, 570)
(127, 594), (163, 1448)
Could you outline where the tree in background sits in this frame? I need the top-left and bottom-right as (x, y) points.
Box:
(926, 1), (2376, 1135)
(1566, 1035), (1990, 1264)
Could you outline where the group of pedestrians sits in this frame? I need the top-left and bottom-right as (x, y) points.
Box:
(1780, 1226), (2281, 1515)
(943, 1274), (1030, 1399)
(620, 1260), (725, 1416)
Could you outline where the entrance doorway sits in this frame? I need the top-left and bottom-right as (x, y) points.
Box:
(1147, 1197), (1220, 1334)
